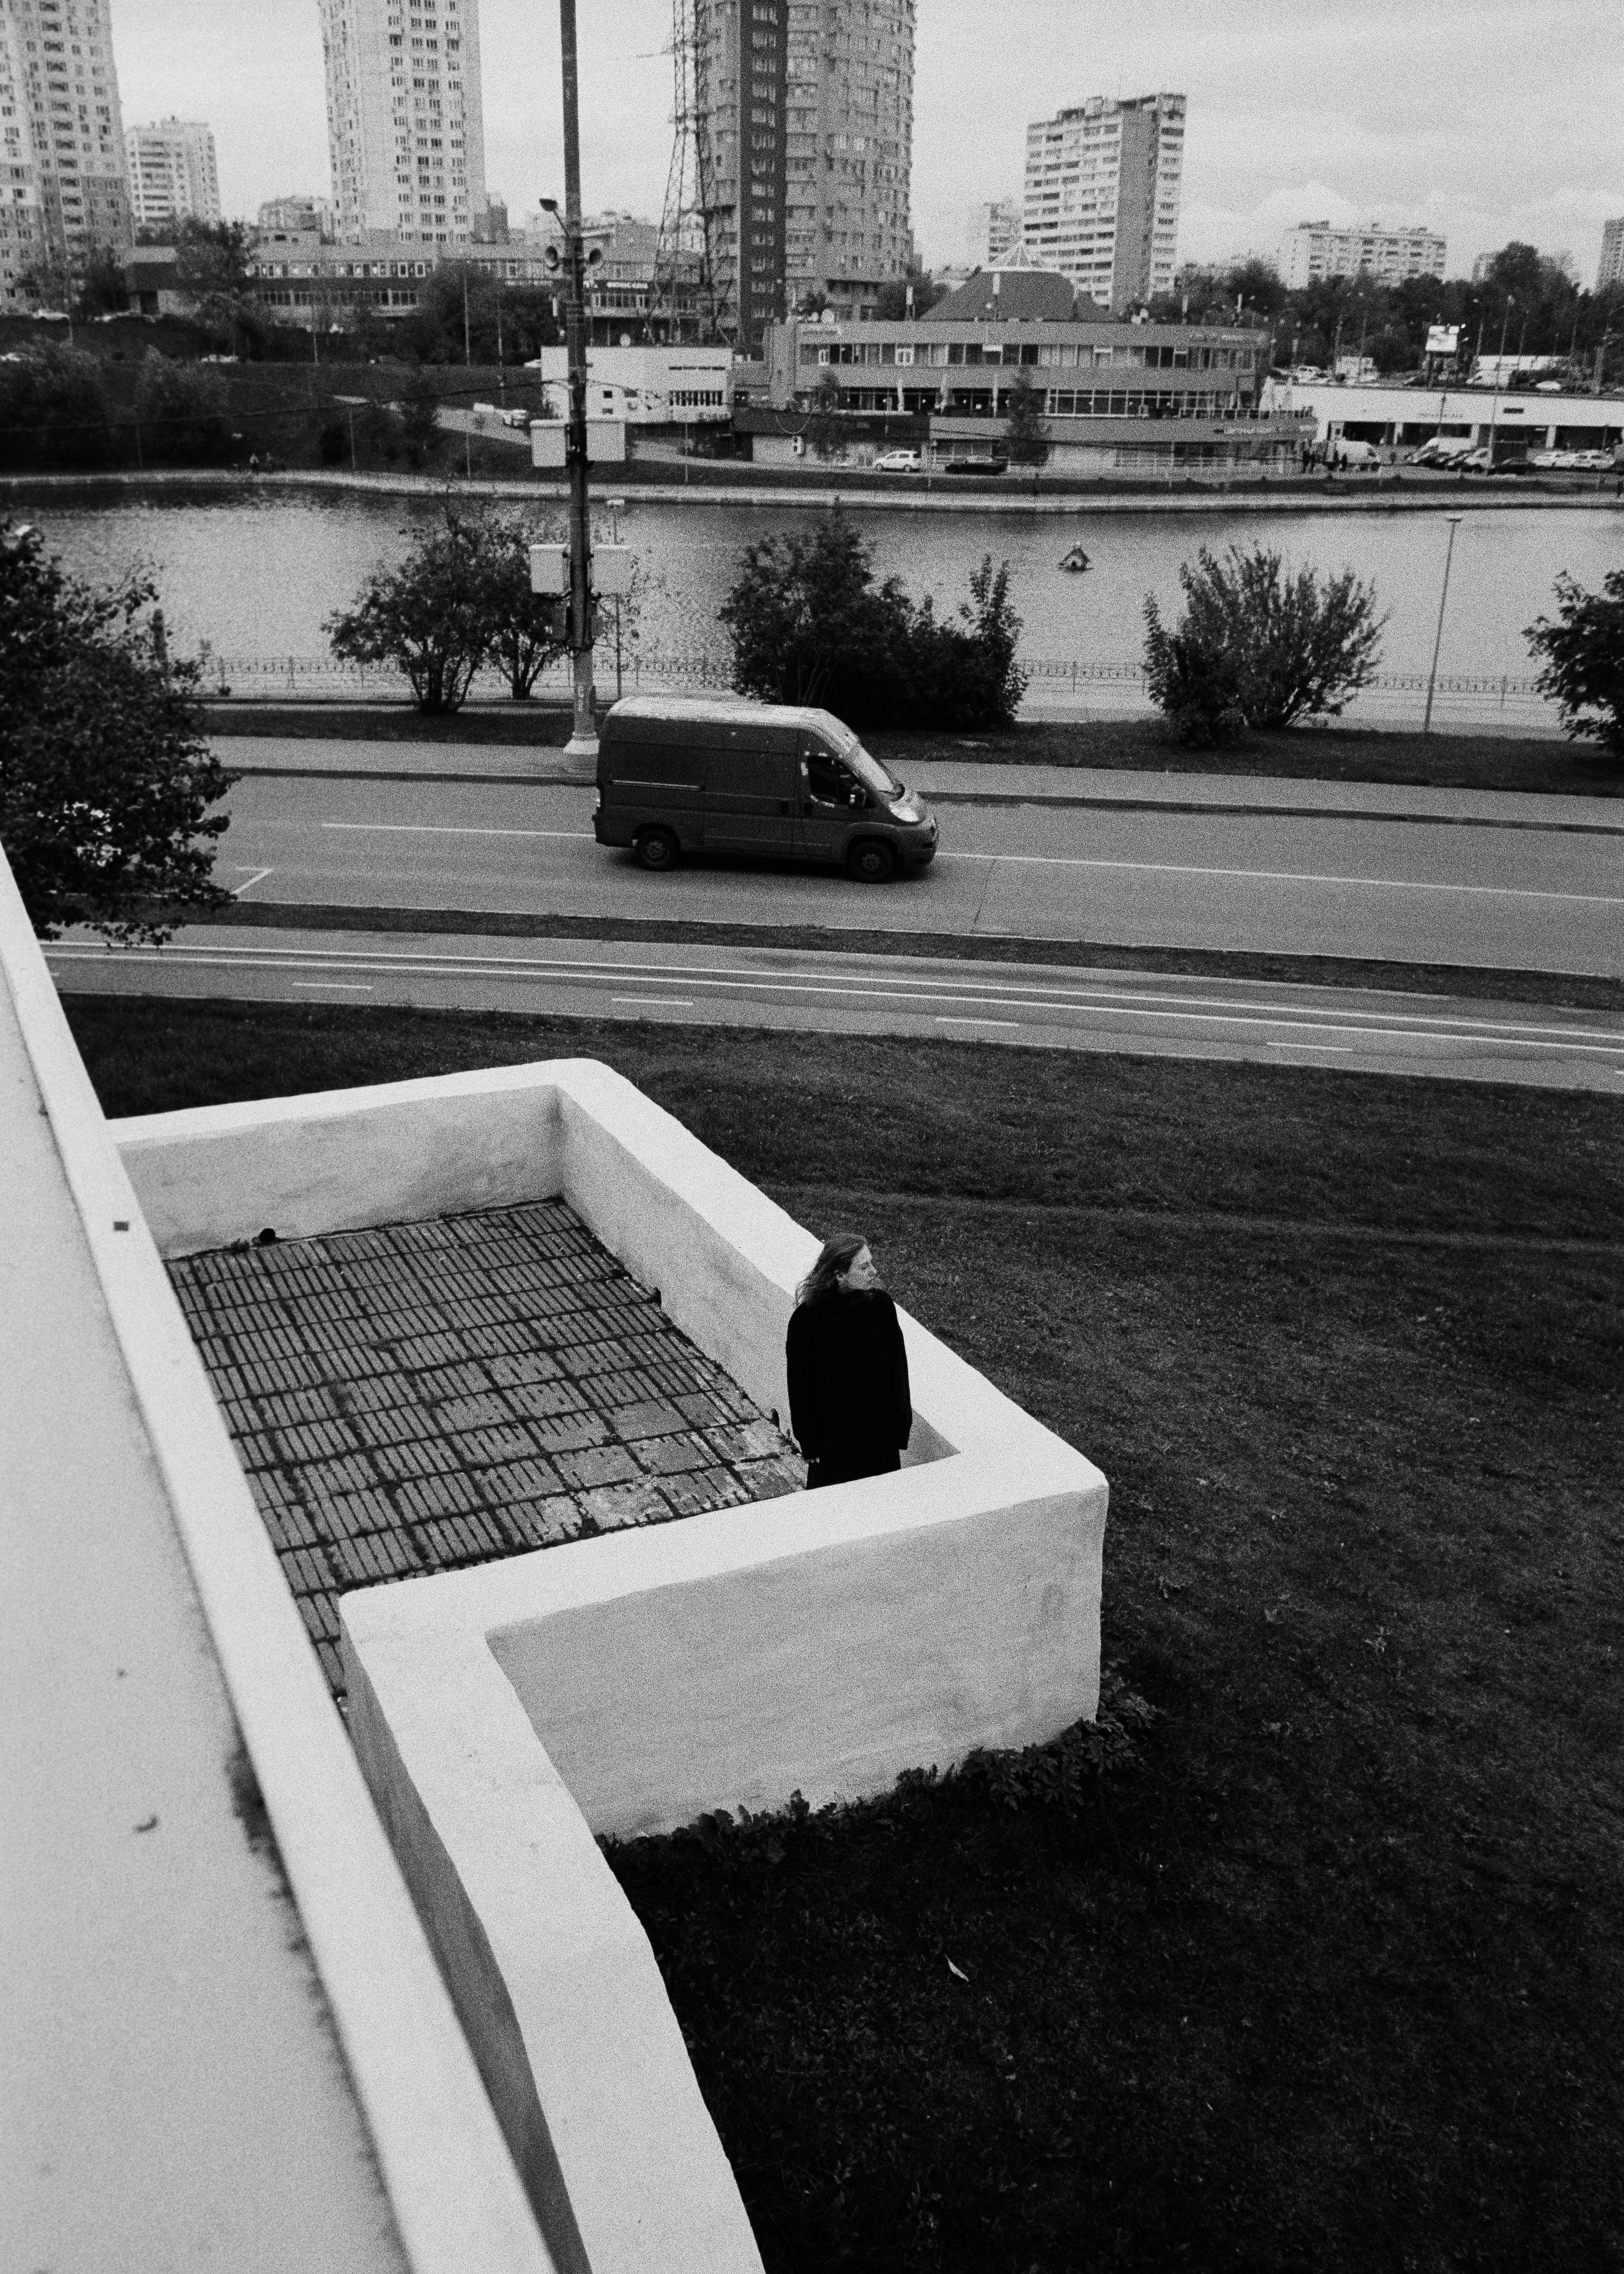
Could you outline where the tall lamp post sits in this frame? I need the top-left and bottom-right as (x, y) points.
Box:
(1484, 296), (1513, 468)
(547, 0), (596, 760)
(1422, 514), (1463, 736)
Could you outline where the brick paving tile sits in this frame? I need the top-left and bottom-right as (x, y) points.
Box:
(309, 1488), (397, 1542)
(552, 1442), (641, 1491)
(258, 1500), (322, 1553)
(392, 1332), (467, 1368)
(371, 1436), (462, 1483)
(231, 1430), (281, 1472)
(557, 1339), (640, 1379)
(315, 1639), (347, 1693)
(732, 1454), (807, 1501)
(606, 1398), (692, 1443)
(477, 1455), (565, 1505)
(701, 1419), (793, 1466)
(408, 1360), (493, 1401)
(527, 1408), (609, 1454)
(448, 1422), (542, 1468)
(329, 1372), (427, 1415)
(578, 1365), (679, 1412)
(221, 1387), (337, 1433)
(431, 1391), (514, 1432)
(309, 1341), (397, 1381)
(414, 1516), (486, 1567)
(657, 1464), (754, 1518)
(683, 1377), (759, 1423)
(669, 1389), (735, 1429)
(501, 1377), (589, 1423)
(458, 1321), (538, 1359)
(393, 1470), (487, 1521)
(299, 1452), (384, 1500)
(283, 1544), (339, 1597)
(295, 1591), (340, 1646)
(578, 1478), (672, 1532)
(502, 1495), (584, 1548)
(275, 1418), (365, 1465)
(632, 1430), (724, 1479)
(346, 1402), (446, 1450)
(246, 1467), (303, 1510)
(482, 1349), (564, 1389)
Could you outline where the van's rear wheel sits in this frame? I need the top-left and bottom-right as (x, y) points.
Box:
(846, 837), (896, 885)
(633, 827), (680, 872)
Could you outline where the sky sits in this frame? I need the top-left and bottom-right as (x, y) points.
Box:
(108, 0), (1624, 283)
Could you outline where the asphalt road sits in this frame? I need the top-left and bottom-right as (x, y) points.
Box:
(46, 931), (1624, 1092)
(206, 774), (1624, 978)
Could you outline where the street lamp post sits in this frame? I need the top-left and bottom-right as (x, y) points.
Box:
(1484, 297), (1513, 468)
(552, 0), (596, 759)
(1422, 514), (1463, 736)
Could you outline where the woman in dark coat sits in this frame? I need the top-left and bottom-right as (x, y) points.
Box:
(785, 1231), (912, 1490)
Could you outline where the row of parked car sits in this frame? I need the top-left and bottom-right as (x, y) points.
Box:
(1404, 435), (1618, 474)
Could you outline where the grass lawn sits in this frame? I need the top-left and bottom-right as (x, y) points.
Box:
(201, 701), (1616, 800)
(66, 997), (1624, 2273)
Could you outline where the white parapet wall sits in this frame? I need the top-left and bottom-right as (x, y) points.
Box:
(116, 1057), (1109, 2274)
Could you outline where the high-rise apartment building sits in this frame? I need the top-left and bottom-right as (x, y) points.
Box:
(697, 0), (913, 345)
(1599, 218), (1624, 290)
(970, 196), (1021, 265)
(317, 0), (487, 247)
(125, 117), (219, 233)
(0, 0), (130, 302)
(1278, 219), (1445, 289)
(1023, 92), (1183, 311)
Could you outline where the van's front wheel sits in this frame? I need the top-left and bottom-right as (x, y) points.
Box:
(846, 837), (897, 885)
(633, 827), (680, 872)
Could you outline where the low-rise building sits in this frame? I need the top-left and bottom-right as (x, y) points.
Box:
(1267, 375), (1624, 459)
(763, 308), (1306, 475)
(523, 341), (734, 425)
(258, 193), (335, 239)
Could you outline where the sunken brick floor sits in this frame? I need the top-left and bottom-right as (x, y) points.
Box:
(167, 1198), (804, 1701)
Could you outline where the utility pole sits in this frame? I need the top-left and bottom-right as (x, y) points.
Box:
(556, 0), (597, 758)
(463, 267), (472, 365)
(1485, 296), (1513, 465)
(1422, 516), (1463, 735)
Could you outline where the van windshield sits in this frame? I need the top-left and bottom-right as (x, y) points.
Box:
(834, 732), (902, 799)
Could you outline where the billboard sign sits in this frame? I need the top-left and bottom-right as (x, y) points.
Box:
(1425, 325), (1461, 357)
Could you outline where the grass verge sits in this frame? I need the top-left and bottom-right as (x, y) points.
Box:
(65, 995), (1624, 2271)
(188, 899), (1624, 1015)
(200, 703), (1617, 799)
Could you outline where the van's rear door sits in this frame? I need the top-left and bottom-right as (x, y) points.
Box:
(703, 725), (800, 857)
(599, 719), (707, 848)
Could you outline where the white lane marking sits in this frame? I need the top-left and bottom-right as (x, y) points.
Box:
(232, 866), (274, 896)
(314, 822), (1621, 909)
(941, 851), (1624, 907)
(321, 821), (593, 841)
(936, 1016), (1022, 1029)
(48, 939), (1624, 1047)
(1266, 1041), (1354, 1053)
(42, 943), (1624, 1060)
(612, 995), (695, 1007)
(291, 980), (374, 991)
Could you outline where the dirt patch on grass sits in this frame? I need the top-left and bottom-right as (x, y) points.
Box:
(66, 1000), (1624, 2272)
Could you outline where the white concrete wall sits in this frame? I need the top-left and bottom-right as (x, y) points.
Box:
(0, 856), (556, 2274)
(119, 1057), (1108, 2274)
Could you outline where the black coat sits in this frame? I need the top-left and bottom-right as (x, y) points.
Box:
(785, 1289), (912, 1470)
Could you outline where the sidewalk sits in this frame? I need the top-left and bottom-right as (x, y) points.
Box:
(215, 734), (1624, 834)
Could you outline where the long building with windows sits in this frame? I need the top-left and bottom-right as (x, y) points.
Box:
(761, 308), (1307, 475)
(0, 0), (130, 305)
(696, 0), (913, 345)
(1022, 92), (1183, 312)
(1277, 218), (1445, 289)
(316, 0), (487, 247)
(124, 116), (219, 233)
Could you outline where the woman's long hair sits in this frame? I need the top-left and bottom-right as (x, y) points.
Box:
(795, 1230), (868, 1308)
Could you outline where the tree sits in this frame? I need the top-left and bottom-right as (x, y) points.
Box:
(133, 348), (233, 465)
(1144, 544), (1385, 737)
(718, 509), (1026, 730)
(1525, 571), (1624, 764)
(326, 512), (495, 712)
(874, 272), (946, 322)
(399, 370), (443, 464)
(460, 513), (570, 700)
(0, 523), (236, 941)
(806, 368), (846, 462)
(0, 345), (111, 472)
(173, 218), (268, 357)
(1003, 368), (1049, 466)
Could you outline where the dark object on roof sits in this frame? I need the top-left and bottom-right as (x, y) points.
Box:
(924, 269), (1084, 325)
(1059, 547), (1091, 572)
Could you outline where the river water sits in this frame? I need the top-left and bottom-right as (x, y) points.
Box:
(20, 484), (1622, 684)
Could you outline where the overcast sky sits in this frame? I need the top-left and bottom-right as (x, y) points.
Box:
(110, 0), (1623, 281)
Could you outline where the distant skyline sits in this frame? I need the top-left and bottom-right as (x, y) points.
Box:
(107, 0), (1623, 278)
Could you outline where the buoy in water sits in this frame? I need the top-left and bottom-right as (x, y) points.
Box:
(1059, 546), (1090, 572)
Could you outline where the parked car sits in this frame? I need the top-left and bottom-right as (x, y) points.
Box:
(1408, 437), (1474, 469)
(593, 697), (938, 883)
(501, 407), (532, 429)
(941, 456), (1008, 477)
(1326, 438), (1380, 468)
(870, 449), (921, 472)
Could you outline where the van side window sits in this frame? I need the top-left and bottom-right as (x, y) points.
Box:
(804, 743), (864, 807)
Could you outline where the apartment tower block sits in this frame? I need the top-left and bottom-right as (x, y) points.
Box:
(697, 0), (913, 344)
(1599, 218), (1624, 291)
(124, 116), (220, 233)
(0, 0), (130, 303)
(317, 0), (487, 245)
(1023, 91), (1183, 312)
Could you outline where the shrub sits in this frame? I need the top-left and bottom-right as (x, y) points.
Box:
(719, 509), (1027, 729)
(317, 419), (349, 466)
(1144, 542), (1385, 738)
(0, 522), (236, 942)
(1003, 368), (1050, 467)
(1525, 570), (1624, 763)
(326, 511), (493, 712)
